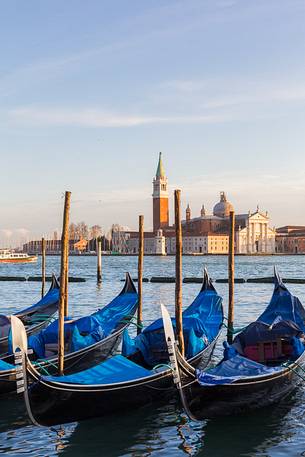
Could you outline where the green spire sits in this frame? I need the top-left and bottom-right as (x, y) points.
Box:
(156, 152), (165, 178)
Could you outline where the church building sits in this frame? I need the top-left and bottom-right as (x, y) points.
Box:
(111, 153), (276, 255)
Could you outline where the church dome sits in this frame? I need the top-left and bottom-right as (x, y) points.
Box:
(213, 192), (234, 218)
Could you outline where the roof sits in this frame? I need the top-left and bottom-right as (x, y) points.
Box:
(276, 226), (305, 234)
(156, 152), (165, 178)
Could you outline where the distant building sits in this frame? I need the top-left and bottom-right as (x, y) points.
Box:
(275, 226), (305, 254)
(73, 239), (88, 253)
(112, 153), (276, 255)
(153, 152), (169, 231)
(235, 210), (276, 254)
(23, 235), (110, 254)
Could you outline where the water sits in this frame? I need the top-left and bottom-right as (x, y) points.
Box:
(0, 255), (305, 456)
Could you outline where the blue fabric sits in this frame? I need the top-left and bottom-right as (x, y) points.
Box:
(28, 290), (138, 358)
(0, 282), (59, 344)
(196, 354), (282, 386)
(185, 327), (205, 359)
(223, 341), (238, 360)
(43, 355), (152, 385)
(196, 273), (305, 387)
(258, 281), (305, 332)
(122, 286), (223, 366)
(234, 319), (303, 350)
(17, 283), (59, 316)
(292, 336), (305, 358)
(0, 359), (14, 371)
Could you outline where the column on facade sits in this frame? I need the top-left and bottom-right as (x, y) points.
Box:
(264, 223), (268, 253)
(246, 220), (250, 254)
(250, 222), (254, 253)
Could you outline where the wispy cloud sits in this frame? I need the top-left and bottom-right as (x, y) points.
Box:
(8, 106), (235, 127)
(8, 75), (305, 129)
(156, 79), (305, 110)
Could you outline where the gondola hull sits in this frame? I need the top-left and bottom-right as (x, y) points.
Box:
(0, 273), (138, 395)
(0, 321), (125, 394)
(181, 347), (305, 419)
(25, 335), (218, 426)
(0, 302), (59, 356)
(0, 276), (60, 356)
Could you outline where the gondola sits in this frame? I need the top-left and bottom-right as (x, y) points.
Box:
(0, 274), (60, 356)
(162, 269), (305, 420)
(0, 273), (138, 394)
(11, 269), (223, 426)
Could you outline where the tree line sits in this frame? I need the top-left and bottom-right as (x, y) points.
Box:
(68, 223), (103, 241)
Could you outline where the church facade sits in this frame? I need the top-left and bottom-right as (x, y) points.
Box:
(112, 153), (276, 255)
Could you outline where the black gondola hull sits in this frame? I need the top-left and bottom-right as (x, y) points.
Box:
(25, 335), (218, 426)
(183, 352), (305, 419)
(1, 273), (138, 395)
(0, 318), (128, 395)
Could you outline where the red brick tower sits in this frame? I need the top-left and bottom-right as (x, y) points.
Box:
(153, 152), (169, 232)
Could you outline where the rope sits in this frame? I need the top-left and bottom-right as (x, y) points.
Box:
(153, 363), (172, 371)
(32, 360), (51, 376)
(282, 361), (305, 382)
(120, 316), (144, 329)
(222, 322), (247, 335)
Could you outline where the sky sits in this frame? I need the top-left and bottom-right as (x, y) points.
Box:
(1, 0), (305, 245)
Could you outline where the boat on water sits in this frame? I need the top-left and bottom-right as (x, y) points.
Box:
(0, 275), (60, 356)
(162, 268), (305, 420)
(10, 269), (223, 426)
(0, 249), (37, 264)
(0, 273), (138, 395)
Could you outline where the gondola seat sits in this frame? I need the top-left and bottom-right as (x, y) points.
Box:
(234, 319), (305, 364)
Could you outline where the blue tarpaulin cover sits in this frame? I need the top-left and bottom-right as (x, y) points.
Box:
(28, 279), (138, 358)
(196, 269), (305, 387)
(1, 277), (59, 342)
(17, 281), (59, 317)
(0, 359), (14, 371)
(43, 355), (152, 385)
(257, 271), (305, 332)
(196, 354), (282, 386)
(122, 270), (223, 366)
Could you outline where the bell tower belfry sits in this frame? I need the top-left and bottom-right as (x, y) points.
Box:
(152, 152), (169, 232)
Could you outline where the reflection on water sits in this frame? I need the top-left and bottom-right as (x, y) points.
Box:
(0, 255), (305, 456)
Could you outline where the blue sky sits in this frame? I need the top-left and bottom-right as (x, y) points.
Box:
(1, 0), (305, 245)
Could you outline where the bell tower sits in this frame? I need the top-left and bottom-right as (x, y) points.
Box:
(153, 152), (169, 232)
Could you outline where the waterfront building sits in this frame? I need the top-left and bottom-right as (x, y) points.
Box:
(275, 226), (305, 254)
(235, 210), (276, 254)
(23, 235), (110, 254)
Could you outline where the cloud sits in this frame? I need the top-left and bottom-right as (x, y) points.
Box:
(157, 79), (305, 110)
(8, 75), (305, 129)
(8, 107), (235, 128)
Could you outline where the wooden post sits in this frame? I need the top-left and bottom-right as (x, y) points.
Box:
(41, 237), (46, 298)
(58, 191), (71, 375)
(174, 189), (184, 356)
(137, 215), (144, 335)
(97, 237), (102, 284)
(227, 210), (235, 344)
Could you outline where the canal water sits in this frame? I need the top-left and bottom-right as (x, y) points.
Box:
(0, 255), (305, 456)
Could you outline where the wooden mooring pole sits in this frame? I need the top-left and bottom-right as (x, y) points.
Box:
(97, 237), (102, 284)
(58, 191), (71, 375)
(227, 210), (235, 344)
(174, 189), (184, 356)
(137, 215), (144, 335)
(41, 237), (46, 298)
